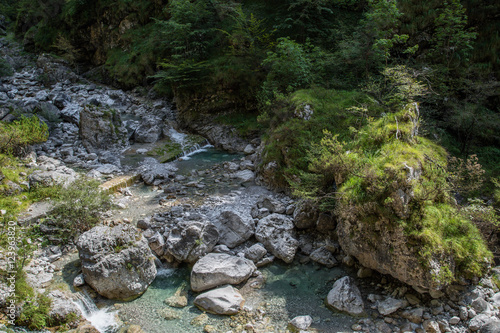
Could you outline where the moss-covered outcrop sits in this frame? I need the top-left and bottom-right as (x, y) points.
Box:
(262, 88), (492, 292)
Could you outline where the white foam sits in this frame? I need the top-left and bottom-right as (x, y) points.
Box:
(74, 292), (119, 333)
(168, 128), (188, 144)
(156, 267), (176, 278)
(178, 144), (213, 160)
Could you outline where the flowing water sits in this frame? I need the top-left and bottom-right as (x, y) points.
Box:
(55, 145), (358, 333)
(106, 262), (356, 333)
(74, 292), (120, 333)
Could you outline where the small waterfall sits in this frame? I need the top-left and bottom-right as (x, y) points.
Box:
(177, 143), (213, 160)
(74, 292), (119, 333)
(167, 127), (211, 160)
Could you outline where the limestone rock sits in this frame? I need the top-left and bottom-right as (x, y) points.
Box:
(255, 214), (299, 263)
(214, 211), (255, 248)
(234, 169), (255, 183)
(377, 297), (404, 315)
(316, 212), (336, 232)
(79, 105), (128, 153)
(134, 116), (162, 143)
(481, 320), (500, 333)
(29, 156), (77, 188)
(73, 274), (85, 287)
(138, 158), (178, 186)
(293, 200), (318, 229)
(60, 103), (81, 125)
(194, 285), (245, 315)
(337, 213), (451, 293)
(326, 276), (364, 316)
(36, 54), (79, 85)
(469, 314), (500, 332)
(148, 232), (165, 257)
(164, 220), (219, 263)
(245, 243), (267, 263)
(77, 224), (157, 300)
(243, 144), (255, 155)
(191, 253), (256, 292)
(47, 290), (82, 322)
(288, 315), (313, 332)
(401, 307), (424, 324)
(257, 196), (286, 214)
(310, 247), (338, 268)
(422, 320), (441, 333)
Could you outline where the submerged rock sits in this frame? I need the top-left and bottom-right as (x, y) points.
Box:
(77, 224), (157, 300)
(326, 276), (364, 316)
(255, 214), (298, 263)
(288, 315), (313, 332)
(193, 285), (245, 315)
(191, 253), (256, 292)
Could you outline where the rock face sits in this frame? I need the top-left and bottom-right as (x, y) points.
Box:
(186, 122), (248, 152)
(79, 105), (128, 152)
(214, 211), (255, 248)
(255, 214), (299, 263)
(326, 276), (364, 316)
(164, 220), (219, 263)
(134, 116), (162, 143)
(193, 285), (245, 315)
(77, 224), (157, 300)
(337, 217), (449, 293)
(293, 200), (318, 229)
(191, 253), (256, 292)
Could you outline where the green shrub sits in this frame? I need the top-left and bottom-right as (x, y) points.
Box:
(294, 98), (492, 283)
(48, 178), (112, 239)
(0, 58), (14, 77)
(0, 115), (48, 156)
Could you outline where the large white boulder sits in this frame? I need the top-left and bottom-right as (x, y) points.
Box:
(191, 253), (256, 292)
(77, 224), (157, 301)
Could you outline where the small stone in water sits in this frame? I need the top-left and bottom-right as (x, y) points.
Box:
(191, 313), (209, 326)
(204, 325), (216, 333)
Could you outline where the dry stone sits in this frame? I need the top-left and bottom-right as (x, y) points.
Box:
(326, 276), (364, 316)
(191, 253), (256, 292)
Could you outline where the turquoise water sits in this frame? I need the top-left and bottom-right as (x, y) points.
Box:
(114, 262), (356, 332)
(173, 146), (243, 175)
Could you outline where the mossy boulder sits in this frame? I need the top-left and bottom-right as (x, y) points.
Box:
(269, 89), (492, 292)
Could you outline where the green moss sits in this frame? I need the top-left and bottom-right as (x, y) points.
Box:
(282, 89), (492, 284)
(215, 111), (262, 138)
(261, 88), (382, 188)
